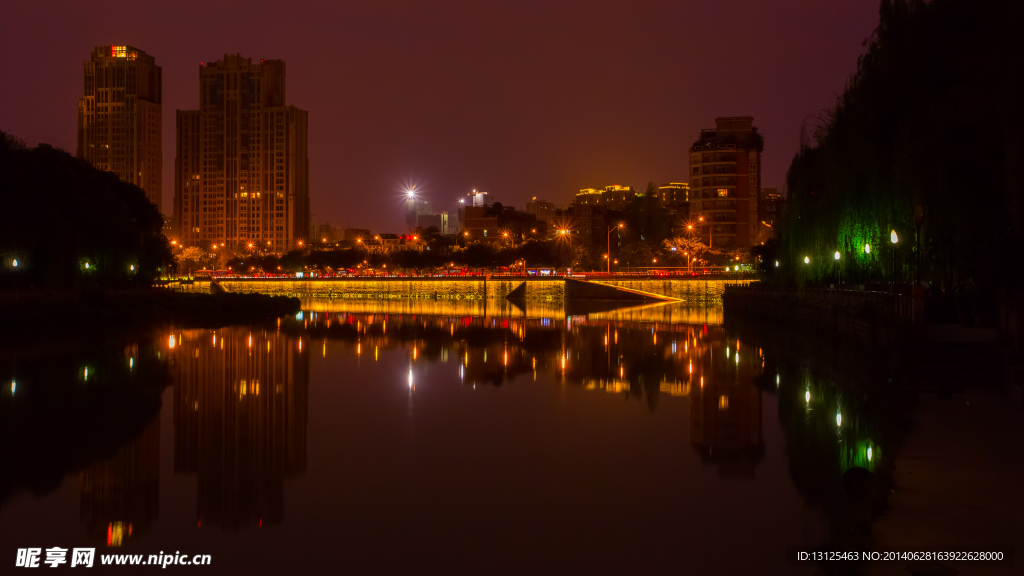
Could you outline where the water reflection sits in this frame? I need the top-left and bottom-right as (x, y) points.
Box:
(170, 328), (308, 531)
(0, 340), (168, 507)
(0, 301), (896, 573)
(77, 417), (160, 546)
(289, 309), (767, 478)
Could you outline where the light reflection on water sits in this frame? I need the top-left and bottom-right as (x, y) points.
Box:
(0, 301), (887, 574)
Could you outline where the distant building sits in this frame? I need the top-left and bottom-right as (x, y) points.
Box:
(344, 228), (371, 242)
(173, 54), (310, 252)
(459, 204), (542, 242)
(461, 206), (499, 240)
(312, 223), (343, 244)
(688, 116), (763, 249)
(658, 183), (691, 235)
(574, 185), (636, 211)
(77, 45), (162, 209)
(405, 194), (433, 232)
(758, 187), (784, 239)
(657, 182), (689, 208)
(416, 212), (450, 234)
(526, 197), (555, 223)
(563, 204), (608, 248)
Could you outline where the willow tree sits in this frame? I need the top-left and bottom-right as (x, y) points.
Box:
(778, 0), (1023, 295)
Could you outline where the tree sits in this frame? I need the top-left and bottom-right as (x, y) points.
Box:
(664, 236), (719, 267)
(778, 0), (1024, 298)
(175, 247), (205, 277)
(622, 182), (672, 247)
(0, 133), (172, 289)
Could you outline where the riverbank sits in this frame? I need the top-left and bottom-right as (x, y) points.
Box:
(0, 289), (301, 339)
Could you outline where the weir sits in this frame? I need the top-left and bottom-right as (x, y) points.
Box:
(179, 277), (750, 305)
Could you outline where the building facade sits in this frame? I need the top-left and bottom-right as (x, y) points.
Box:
(758, 187), (784, 240)
(659, 182), (691, 236)
(657, 182), (689, 208)
(688, 117), (764, 249)
(526, 197), (555, 223)
(405, 196), (433, 232)
(173, 55), (310, 251)
(574, 185), (636, 211)
(77, 45), (162, 209)
(416, 212), (450, 234)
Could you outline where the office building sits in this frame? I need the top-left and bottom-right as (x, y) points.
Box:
(77, 45), (162, 208)
(173, 54), (310, 251)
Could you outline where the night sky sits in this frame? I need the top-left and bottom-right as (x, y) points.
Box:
(0, 0), (878, 232)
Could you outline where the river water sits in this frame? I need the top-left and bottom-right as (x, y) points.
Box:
(0, 299), (892, 574)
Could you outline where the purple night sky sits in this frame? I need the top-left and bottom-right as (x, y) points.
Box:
(0, 0), (878, 232)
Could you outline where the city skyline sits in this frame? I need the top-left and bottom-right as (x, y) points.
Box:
(0, 1), (879, 231)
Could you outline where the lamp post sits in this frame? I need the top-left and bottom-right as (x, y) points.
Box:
(834, 250), (841, 287)
(890, 229), (899, 297)
(698, 216), (712, 249)
(607, 223), (623, 274)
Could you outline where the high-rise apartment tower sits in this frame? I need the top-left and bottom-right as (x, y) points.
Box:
(688, 117), (763, 249)
(173, 54), (309, 251)
(77, 45), (162, 208)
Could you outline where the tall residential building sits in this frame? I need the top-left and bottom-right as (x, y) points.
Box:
(173, 54), (309, 251)
(77, 45), (162, 209)
(688, 117), (764, 249)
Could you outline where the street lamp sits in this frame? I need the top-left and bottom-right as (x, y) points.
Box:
(804, 256), (810, 264)
(698, 216), (712, 248)
(607, 223), (623, 274)
(890, 229), (899, 295)
(834, 250), (841, 286)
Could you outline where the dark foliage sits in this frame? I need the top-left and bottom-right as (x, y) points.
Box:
(0, 133), (172, 289)
(779, 0), (1024, 296)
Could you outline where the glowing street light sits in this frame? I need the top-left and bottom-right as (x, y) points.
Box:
(865, 243), (871, 254)
(890, 229), (899, 294)
(804, 256), (809, 264)
(607, 223), (623, 274)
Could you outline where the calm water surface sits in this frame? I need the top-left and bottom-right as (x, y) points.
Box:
(0, 301), (886, 574)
